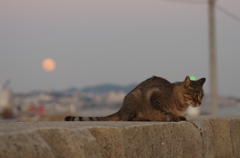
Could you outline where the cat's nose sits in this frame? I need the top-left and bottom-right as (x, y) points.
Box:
(198, 100), (202, 105)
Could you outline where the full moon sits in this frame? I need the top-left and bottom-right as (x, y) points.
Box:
(42, 58), (56, 72)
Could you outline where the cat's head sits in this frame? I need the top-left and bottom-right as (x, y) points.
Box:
(182, 76), (206, 107)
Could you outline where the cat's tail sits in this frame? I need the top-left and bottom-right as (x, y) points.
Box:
(65, 110), (121, 121)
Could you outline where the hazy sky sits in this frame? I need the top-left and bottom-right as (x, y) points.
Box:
(0, 0), (240, 96)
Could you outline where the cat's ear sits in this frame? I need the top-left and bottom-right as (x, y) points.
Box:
(198, 78), (206, 86)
(183, 76), (191, 88)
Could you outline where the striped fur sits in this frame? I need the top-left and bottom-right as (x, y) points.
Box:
(65, 111), (120, 121)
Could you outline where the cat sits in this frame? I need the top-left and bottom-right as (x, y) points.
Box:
(65, 76), (205, 122)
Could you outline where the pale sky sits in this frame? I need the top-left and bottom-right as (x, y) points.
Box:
(0, 0), (240, 96)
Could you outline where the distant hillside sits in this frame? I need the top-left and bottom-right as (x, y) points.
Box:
(15, 83), (138, 96)
(80, 83), (137, 93)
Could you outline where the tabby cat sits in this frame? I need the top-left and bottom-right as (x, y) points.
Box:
(65, 76), (205, 122)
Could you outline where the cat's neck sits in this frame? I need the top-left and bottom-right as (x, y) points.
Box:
(171, 83), (189, 113)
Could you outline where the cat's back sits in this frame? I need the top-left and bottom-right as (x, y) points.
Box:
(133, 76), (171, 91)
(125, 76), (171, 100)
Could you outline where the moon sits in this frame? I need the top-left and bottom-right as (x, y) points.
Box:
(42, 58), (56, 72)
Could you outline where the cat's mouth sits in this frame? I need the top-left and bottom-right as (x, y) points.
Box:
(188, 103), (200, 107)
(191, 104), (199, 107)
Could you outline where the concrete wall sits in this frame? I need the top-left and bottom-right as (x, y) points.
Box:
(0, 115), (240, 158)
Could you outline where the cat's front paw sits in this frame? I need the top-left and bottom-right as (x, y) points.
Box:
(178, 116), (187, 121)
(166, 114), (181, 122)
(165, 115), (186, 122)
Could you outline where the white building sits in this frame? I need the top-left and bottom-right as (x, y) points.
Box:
(0, 86), (13, 114)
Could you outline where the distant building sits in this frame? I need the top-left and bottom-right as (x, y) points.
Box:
(0, 85), (13, 114)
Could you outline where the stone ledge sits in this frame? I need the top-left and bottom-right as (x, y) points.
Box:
(0, 115), (240, 158)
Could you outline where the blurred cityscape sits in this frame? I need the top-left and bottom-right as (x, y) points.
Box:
(1, 83), (240, 122)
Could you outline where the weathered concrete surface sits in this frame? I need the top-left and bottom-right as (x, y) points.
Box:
(0, 115), (240, 158)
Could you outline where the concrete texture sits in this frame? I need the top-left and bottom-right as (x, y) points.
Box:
(0, 115), (240, 158)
